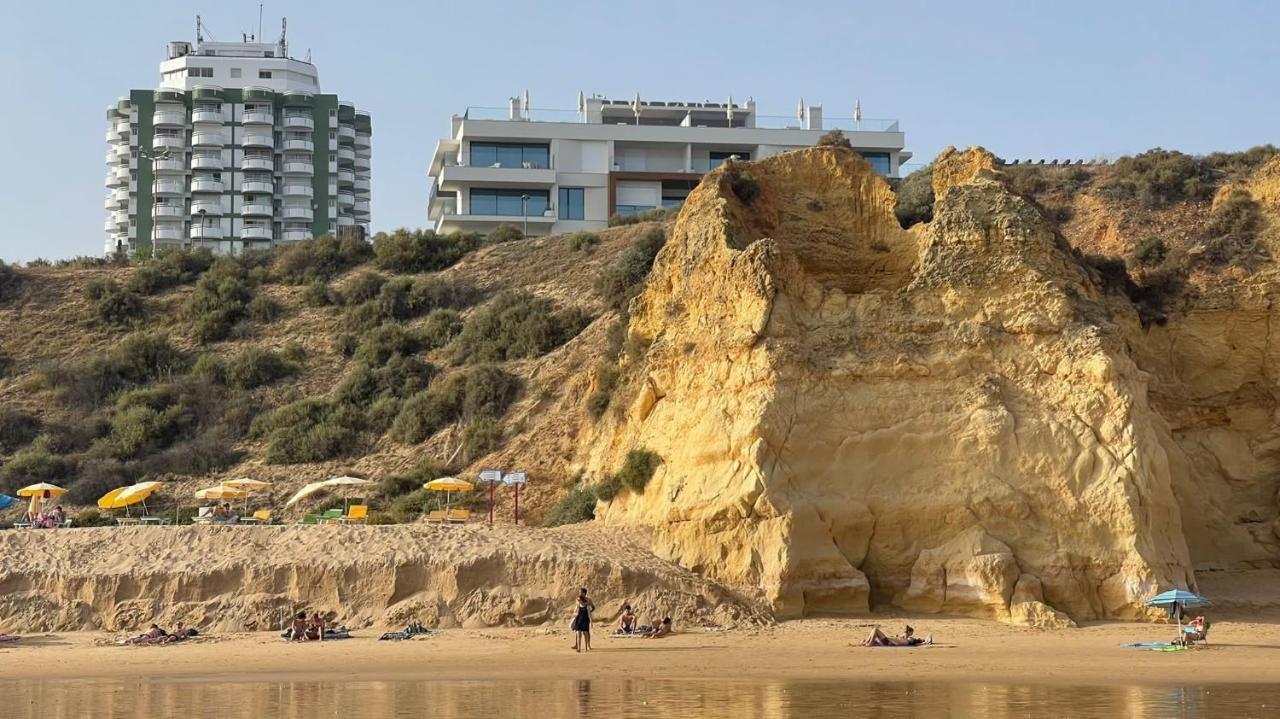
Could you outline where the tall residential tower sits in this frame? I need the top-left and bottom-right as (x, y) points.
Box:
(104, 18), (371, 256)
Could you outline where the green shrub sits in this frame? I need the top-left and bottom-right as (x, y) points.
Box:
(334, 334), (358, 357)
(568, 233), (601, 252)
(607, 207), (674, 227)
(596, 227), (667, 312)
(587, 363), (620, 419)
(545, 485), (597, 526)
(344, 271), (386, 304)
(366, 396), (401, 433)
(225, 348), (297, 389)
(0, 351), (12, 378)
(1200, 189), (1264, 266)
(487, 224), (524, 244)
(0, 261), (22, 303)
(96, 404), (193, 460)
(272, 235), (373, 284)
(86, 279), (145, 326)
(354, 323), (421, 366)
(0, 407), (40, 453)
(418, 310), (464, 350)
(191, 354), (226, 384)
(281, 341), (307, 364)
(71, 509), (118, 528)
(302, 279), (336, 307)
(251, 398), (365, 464)
(1204, 145), (1279, 181)
(390, 487), (437, 520)
(410, 277), (481, 313)
(1133, 237), (1168, 267)
(462, 417), (502, 461)
(594, 474), (623, 501)
(342, 301), (387, 332)
(371, 228), (483, 273)
(452, 291), (591, 363)
(390, 366), (520, 444)
(730, 170), (761, 203)
(247, 294), (283, 323)
(127, 250), (214, 294)
(378, 460), (449, 500)
(816, 129), (854, 150)
(0, 443), (75, 486)
(895, 164), (934, 228)
(185, 258), (253, 342)
(41, 333), (187, 408)
(1099, 149), (1215, 208)
(616, 449), (660, 493)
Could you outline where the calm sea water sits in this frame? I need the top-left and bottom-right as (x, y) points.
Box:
(3, 679), (1276, 718)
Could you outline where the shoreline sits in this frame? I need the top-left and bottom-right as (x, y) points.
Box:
(4, 617), (1279, 686)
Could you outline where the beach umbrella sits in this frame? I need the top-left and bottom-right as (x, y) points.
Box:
(117, 481), (162, 515)
(223, 478), (272, 511)
(1145, 589), (1211, 635)
(854, 98), (863, 126)
(322, 476), (373, 512)
(577, 90), (585, 116)
(0, 495), (16, 511)
(797, 98), (805, 123)
(425, 477), (474, 512)
(726, 95), (734, 124)
(98, 487), (129, 510)
(632, 92), (641, 124)
(195, 486), (248, 501)
(284, 480), (329, 507)
(18, 483), (65, 519)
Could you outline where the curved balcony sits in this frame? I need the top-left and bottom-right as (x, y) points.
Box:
(281, 138), (314, 153)
(104, 216), (119, 232)
(240, 225), (273, 241)
(113, 209), (131, 225)
(189, 224), (223, 240)
(280, 206), (313, 221)
(337, 147), (356, 163)
(282, 114), (314, 130)
(112, 143), (133, 160)
(152, 134), (186, 151)
(242, 133), (273, 149)
(337, 216), (355, 227)
(192, 86), (224, 102)
(107, 167), (130, 186)
(191, 131), (224, 148)
(338, 103), (356, 121)
(153, 224), (184, 242)
(282, 91), (313, 108)
(191, 109), (223, 124)
(353, 178), (370, 193)
(353, 200), (370, 215)
(241, 203), (274, 217)
(243, 86), (274, 102)
(242, 110), (274, 125)
(354, 156), (371, 171)
(241, 179), (274, 194)
(152, 205), (184, 219)
(337, 169), (356, 185)
(113, 187), (131, 205)
(152, 110), (187, 127)
(191, 202), (222, 216)
(115, 120), (132, 136)
(104, 194), (118, 210)
(282, 161), (314, 175)
(355, 132), (371, 149)
(280, 183), (313, 197)
(154, 157), (186, 174)
(153, 89), (184, 104)
(240, 155), (273, 172)
(191, 153), (223, 170)
(152, 179), (186, 196)
(338, 125), (356, 142)
(337, 191), (355, 207)
(281, 229), (312, 242)
(190, 178), (225, 193)
(105, 129), (121, 143)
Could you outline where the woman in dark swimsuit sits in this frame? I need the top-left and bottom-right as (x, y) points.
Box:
(571, 588), (594, 652)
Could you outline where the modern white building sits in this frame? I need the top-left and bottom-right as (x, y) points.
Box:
(427, 95), (909, 236)
(104, 18), (371, 256)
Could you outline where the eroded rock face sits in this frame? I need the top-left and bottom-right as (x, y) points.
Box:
(584, 147), (1195, 624)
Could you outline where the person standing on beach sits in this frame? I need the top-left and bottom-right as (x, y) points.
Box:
(571, 588), (594, 652)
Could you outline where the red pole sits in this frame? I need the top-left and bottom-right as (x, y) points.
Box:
(488, 481), (494, 525)
(514, 484), (520, 525)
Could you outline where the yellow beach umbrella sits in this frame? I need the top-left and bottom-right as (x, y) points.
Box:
(195, 486), (248, 501)
(223, 478), (272, 490)
(98, 487), (129, 510)
(17, 483), (66, 497)
(425, 477), (473, 512)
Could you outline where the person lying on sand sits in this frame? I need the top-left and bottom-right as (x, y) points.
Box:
(646, 617), (673, 639)
(124, 624), (168, 645)
(862, 625), (931, 647)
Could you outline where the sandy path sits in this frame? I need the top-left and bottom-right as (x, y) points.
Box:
(2, 617), (1278, 686)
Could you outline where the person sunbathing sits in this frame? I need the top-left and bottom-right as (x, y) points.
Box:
(862, 625), (930, 647)
(646, 617), (673, 639)
(616, 604), (637, 635)
(125, 624), (169, 645)
(306, 613), (326, 642)
(1176, 615), (1208, 646)
(288, 612), (309, 641)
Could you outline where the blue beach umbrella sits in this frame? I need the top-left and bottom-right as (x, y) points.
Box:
(1145, 590), (1212, 609)
(0, 495), (16, 510)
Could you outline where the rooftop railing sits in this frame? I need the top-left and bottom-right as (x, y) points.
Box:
(753, 115), (900, 132)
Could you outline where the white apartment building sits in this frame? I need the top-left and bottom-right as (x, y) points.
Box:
(427, 95), (909, 236)
(104, 18), (371, 256)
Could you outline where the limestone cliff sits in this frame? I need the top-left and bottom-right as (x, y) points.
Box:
(581, 147), (1197, 625)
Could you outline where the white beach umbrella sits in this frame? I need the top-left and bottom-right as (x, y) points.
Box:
(727, 95), (734, 124)
(854, 98), (863, 125)
(323, 476), (374, 512)
(577, 90), (585, 114)
(285, 480), (329, 507)
(797, 98), (805, 123)
(632, 92), (641, 124)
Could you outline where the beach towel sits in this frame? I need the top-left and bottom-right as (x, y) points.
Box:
(280, 627), (352, 641)
(609, 630), (644, 638)
(1121, 642), (1177, 649)
(0, 634), (19, 643)
(379, 624), (437, 641)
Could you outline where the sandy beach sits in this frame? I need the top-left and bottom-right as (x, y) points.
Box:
(3, 616), (1278, 686)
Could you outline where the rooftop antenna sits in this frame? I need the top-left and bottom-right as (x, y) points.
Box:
(258, 4), (264, 45)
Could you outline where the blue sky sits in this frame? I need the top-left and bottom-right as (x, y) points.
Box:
(1, 0), (1276, 262)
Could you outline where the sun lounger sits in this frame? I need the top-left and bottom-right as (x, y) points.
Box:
(446, 509), (470, 524)
(426, 510), (447, 524)
(317, 509), (344, 524)
(241, 510), (272, 525)
(297, 514), (321, 525)
(13, 522), (32, 529)
(335, 505), (368, 525)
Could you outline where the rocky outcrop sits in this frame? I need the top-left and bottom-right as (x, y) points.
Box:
(582, 147), (1196, 625)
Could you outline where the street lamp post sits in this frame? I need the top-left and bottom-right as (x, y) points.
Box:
(520, 194), (530, 237)
(136, 149), (171, 256)
(196, 208), (207, 252)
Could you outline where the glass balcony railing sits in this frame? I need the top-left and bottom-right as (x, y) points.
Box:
(753, 115), (900, 132)
(463, 107), (584, 123)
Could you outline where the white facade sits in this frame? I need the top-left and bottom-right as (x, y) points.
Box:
(104, 22), (371, 257)
(427, 95), (909, 236)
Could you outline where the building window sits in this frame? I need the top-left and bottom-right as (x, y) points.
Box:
(187, 67), (214, 78)
(709, 151), (750, 170)
(857, 152), (891, 175)
(614, 204), (656, 216)
(558, 188), (584, 220)
(469, 142), (550, 169)
(259, 70), (273, 79)
(470, 189), (549, 216)
(230, 68), (242, 79)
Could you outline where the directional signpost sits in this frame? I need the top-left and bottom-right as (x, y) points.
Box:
(503, 472), (528, 524)
(479, 469), (502, 525)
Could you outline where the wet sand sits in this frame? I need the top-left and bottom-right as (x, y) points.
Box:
(2, 616), (1278, 686)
